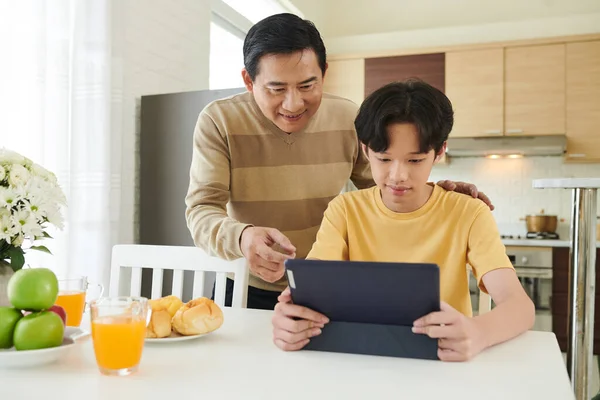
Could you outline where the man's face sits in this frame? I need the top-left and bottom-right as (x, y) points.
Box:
(363, 123), (445, 213)
(242, 49), (325, 133)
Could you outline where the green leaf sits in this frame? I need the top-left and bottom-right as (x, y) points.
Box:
(6, 246), (25, 272)
(42, 231), (53, 239)
(30, 245), (52, 255)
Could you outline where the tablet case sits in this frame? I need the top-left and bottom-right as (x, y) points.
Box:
(284, 259), (440, 360)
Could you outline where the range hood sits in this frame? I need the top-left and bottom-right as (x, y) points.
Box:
(445, 135), (567, 157)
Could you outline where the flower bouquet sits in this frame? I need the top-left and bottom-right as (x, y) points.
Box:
(0, 148), (67, 305)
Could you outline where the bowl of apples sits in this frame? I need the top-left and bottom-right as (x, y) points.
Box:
(0, 268), (77, 369)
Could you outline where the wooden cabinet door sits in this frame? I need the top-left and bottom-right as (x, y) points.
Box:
(323, 59), (365, 106)
(364, 53), (445, 97)
(565, 40), (600, 162)
(445, 48), (504, 137)
(505, 44), (566, 135)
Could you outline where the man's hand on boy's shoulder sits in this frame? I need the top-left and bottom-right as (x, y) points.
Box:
(272, 287), (330, 351)
(436, 180), (494, 211)
(411, 301), (486, 362)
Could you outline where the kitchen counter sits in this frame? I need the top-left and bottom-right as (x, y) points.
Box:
(502, 239), (600, 247)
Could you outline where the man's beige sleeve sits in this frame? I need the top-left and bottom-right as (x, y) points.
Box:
(184, 110), (251, 260)
(350, 138), (375, 190)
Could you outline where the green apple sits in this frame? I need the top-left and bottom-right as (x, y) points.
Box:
(8, 268), (59, 310)
(0, 307), (23, 348)
(13, 311), (64, 351)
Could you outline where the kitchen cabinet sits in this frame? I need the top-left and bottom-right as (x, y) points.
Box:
(444, 44), (566, 138)
(323, 59), (365, 106)
(445, 48), (504, 137)
(504, 44), (566, 136)
(364, 53), (445, 98)
(552, 247), (600, 354)
(565, 40), (600, 162)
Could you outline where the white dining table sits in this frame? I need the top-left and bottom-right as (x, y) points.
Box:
(0, 307), (575, 400)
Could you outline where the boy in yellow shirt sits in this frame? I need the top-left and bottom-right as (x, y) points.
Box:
(271, 79), (535, 361)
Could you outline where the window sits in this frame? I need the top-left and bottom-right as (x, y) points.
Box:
(209, 20), (245, 90)
(209, 0), (304, 90)
(220, 0), (294, 24)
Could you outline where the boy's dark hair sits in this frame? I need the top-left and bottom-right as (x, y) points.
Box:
(355, 79), (454, 154)
(243, 13), (327, 81)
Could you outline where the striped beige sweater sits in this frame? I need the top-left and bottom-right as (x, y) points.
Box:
(184, 91), (374, 291)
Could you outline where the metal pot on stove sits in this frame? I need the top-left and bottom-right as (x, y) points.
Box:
(521, 209), (560, 233)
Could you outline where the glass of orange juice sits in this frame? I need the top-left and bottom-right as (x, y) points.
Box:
(89, 296), (150, 376)
(55, 276), (104, 327)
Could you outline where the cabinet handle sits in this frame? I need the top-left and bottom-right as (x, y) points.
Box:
(483, 129), (502, 135)
(506, 129), (524, 134)
(568, 154), (586, 158)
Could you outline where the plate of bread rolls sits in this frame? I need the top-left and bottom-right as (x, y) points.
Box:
(145, 295), (224, 343)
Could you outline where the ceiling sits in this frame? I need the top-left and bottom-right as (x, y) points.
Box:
(289, 0), (600, 38)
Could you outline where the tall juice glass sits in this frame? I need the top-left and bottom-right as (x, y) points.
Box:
(90, 296), (149, 376)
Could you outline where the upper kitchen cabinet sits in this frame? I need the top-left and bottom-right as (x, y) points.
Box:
(565, 40), (600, 162)
(364, 53), (445, 97)
(323, 59), (365, 106)
(504, 44), (566, 136)
(445, 48), (504, 137)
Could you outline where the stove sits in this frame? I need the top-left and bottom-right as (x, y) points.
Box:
(500, 232), (560, 240)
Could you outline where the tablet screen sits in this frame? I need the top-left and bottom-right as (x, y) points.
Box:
(285, 259), (440, 326)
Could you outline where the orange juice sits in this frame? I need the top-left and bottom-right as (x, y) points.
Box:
(91, 315), (146, 371)
(55, 291), (86, 326)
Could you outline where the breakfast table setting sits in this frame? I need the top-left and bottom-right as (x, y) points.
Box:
(0, 301), (576, 400)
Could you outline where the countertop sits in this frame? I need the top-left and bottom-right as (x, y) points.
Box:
(533, 178), (600, 189)
(502, 239), (600, 248)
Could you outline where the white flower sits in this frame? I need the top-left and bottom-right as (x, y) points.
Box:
(0, 187), (16, 209)
(30, 163), (50, 180)
(0, 165), (5, 181)
(8, 164), (30, 187)
(0, 148), (25, 166)
(22, 195), (46, 223)
(0, 212), (17, 242)
(46, 208), (64, 230)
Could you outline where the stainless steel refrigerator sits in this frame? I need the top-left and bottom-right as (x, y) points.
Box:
(138, 87), (245, 300)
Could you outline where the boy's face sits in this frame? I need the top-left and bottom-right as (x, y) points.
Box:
(362, 123), (446, 213)
(242, 49), (326, 134)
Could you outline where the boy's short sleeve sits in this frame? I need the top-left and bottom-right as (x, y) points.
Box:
(467, 207), (515, 293)
(306, 196), (349, 260)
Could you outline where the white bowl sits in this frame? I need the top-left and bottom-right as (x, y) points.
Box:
(0, 337), (76, 369)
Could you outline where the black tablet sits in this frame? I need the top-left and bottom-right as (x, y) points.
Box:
(284, 259), (440, 326)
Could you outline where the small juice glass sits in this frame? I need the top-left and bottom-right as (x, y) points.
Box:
(90, 296), (149, 376)
(55, 276), (104, 327)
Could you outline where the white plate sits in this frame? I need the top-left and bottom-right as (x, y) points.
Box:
(145, 331), (209, 343)
(64, 327), (90, 341)
(0, 337), (76, 369)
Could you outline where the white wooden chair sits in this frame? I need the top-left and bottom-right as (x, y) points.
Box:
(467, 264), (493, 315)
(109, 244), (249, 308)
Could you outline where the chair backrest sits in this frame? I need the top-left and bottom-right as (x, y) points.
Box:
(467, 264), (492, 315)
(109, 244), (248, 308)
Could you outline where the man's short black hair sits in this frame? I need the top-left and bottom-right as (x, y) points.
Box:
(243, 13), (327, 81)
(355, 79), (454, 155)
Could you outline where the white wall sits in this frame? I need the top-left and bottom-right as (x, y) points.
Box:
(430, 157), (600, 239)
(112, 0), (211, 244)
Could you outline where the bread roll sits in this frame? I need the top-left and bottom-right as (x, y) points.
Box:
(171, 297), (224, 336)
(148, 295), (184, 318)
(145, 308), (172, 338)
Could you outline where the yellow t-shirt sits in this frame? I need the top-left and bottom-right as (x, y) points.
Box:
(306, 184), (514, 317)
